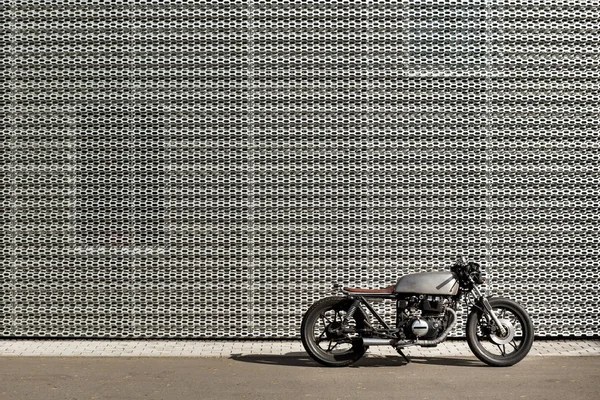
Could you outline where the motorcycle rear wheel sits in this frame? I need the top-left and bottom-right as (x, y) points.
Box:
(466, 297), (534, 367)
(301, 296), (368, 367)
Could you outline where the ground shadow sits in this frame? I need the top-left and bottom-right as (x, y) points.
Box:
(403, 356), (485, 367)
(230, 352), (486, 368)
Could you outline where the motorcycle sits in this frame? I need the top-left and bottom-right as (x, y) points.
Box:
(301, 256), (534, 367)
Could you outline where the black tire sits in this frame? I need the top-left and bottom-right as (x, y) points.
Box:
(466, 297), (534, 367)
(301, 296), (368, 367)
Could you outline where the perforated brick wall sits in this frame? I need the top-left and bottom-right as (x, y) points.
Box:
(2, 1), (599, 338)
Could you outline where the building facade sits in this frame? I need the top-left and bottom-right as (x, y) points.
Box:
(2, 1), (599, 338)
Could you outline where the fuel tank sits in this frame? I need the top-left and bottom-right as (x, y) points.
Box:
(394, 271), (458, 295)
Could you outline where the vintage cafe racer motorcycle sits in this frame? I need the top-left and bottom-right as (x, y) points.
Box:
(301, 257), (534, 367)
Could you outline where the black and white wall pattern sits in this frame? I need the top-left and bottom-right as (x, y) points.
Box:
(2, 1), (599, 338)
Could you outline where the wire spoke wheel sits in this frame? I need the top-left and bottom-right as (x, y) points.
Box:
(467, 298), (534, 367)
(301, 297), (368, 367)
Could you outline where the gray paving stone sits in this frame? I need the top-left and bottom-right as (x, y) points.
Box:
(0, 339), (598, 358)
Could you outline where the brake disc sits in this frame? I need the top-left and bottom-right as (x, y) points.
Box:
(489, 318), (515, 345)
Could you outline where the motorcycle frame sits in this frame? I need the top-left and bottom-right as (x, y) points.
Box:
(340, 285), (499, 340)
(340, 291), (411, 337)
(342, 294), (416, 359)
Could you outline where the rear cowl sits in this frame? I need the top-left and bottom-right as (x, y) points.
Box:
(394, 271), (458, 295)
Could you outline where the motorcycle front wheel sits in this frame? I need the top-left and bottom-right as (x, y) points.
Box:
(301, 296), (368, 367)
(466, 297), (534, 367)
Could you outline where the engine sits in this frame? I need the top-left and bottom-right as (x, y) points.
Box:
(408, 317), (443, 340)
(396, 295), (451, 340)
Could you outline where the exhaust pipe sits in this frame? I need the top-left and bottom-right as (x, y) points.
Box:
(357, 308), (457, 348)
(361, 338), (398, 346)
(415, 308), (457, 346)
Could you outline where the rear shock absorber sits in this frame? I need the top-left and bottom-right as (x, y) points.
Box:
(343, 300), (360, 324)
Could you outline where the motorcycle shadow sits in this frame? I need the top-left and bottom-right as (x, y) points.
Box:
(229, 353), (486, 368)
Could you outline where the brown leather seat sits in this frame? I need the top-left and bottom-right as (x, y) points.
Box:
(343, 285), (395, 294)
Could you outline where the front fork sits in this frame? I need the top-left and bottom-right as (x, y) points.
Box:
(471, 286), (507, 336)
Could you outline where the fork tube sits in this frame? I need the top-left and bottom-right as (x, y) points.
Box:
(472, 285), (506, 335)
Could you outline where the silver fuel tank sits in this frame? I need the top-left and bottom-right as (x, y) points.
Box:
(394, 271), (459, 296)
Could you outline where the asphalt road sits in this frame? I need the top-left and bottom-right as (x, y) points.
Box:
(0, 354), (598, 400)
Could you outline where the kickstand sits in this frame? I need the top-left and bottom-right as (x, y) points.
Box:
(396, 347), (410, 363)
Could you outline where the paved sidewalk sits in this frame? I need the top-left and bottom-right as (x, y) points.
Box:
(0, 339), (597, 357)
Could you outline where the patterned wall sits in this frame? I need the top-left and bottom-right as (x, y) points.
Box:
(2, 1), (599, 338)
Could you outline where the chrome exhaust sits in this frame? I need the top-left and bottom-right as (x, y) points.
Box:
(415, 308), (457, 346)
(361, 338), (397, 346)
